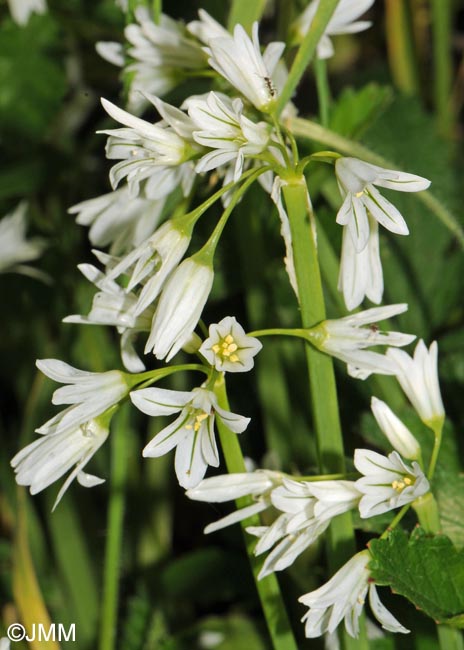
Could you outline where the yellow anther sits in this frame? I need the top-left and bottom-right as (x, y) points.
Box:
(404, 477), (412, 486)
(228, 343), (238, 352)
(392, 479), (406, 492)
(230, 354), (239, 362)
(223, 348), (231, 357)
(355, 190), (364, 198)
(212, 344), (220, 353)
(225, 334), (234, 344)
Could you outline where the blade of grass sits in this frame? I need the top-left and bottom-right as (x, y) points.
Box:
(385, 0), (420, 95)
(431, 0), (454, 135)
(276, 0), (340, 116)
(13, 489), (61, 650)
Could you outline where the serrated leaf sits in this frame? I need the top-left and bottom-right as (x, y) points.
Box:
(369, 528), (464, 626)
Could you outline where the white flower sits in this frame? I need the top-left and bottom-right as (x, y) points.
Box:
(100, 95), (197, 198)
(68, 187), (165, 251)
(187, 9), (230, 44)
(186, 470), (282, 533)
(145, 256), (214, 362)
(7, 0), (46, 25)
(354, 449), (429, 518)
(199, 316), (262, 373)
(188, 92), (271, 181)
(63, 264), (153, 372)
(98, 9), (207, 112)
(101, 218), (193, 317)
(35, 359), (130, 437)
(386, 340), (445, 429)
(247, 478), (360, 579)
(371, 397), (420, 460)
(205, 22), (284, 112)
(306, 304), (415, 379)
(11, 417), (109, 510)
(338, 217), (383, 310)
(335, 157), (430, 252)
(0, 203), (45, 276)
(294, 0), (375, 59)
(131, 386), (250, 488)
(299, 550), (410, 638)
(270, 176), (300, 299)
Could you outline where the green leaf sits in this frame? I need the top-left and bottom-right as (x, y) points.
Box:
(329, 83), (393, 138)
(369, 528), (464, 626)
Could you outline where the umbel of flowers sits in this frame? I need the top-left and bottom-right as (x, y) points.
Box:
(11, 1), (451, 644)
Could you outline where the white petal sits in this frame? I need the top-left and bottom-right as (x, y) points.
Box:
(368, 585), (410, 634)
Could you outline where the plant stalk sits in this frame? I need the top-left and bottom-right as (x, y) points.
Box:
(281, 179), (368, 650)
(213, 374), (298, 650)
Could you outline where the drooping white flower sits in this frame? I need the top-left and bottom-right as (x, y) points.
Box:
(371, 397), (420, 460)
(63, 264), (153, 372)
(335, 157), (430, 252)
(186, 470), (283, 533)
(386, 340), (445, 429)
(187, 9), (230, 44)
(247, 478), (361, 579)
(199, 316), (262, 373)
(188, 92), (271, 181)
(11, 416), (109, 510)
(100, 218), (193, 317)
(100, 95), (197, 198)
(306, 304), (415, 379)
(7, 0), (46, 25)
(354, 449), (429, 518)
(145, 255), (214, 362)
(131, 386), (250, 488)
(293, 0), (375, 59)
(68, 187), (165, 251)
(205, 22), (284, 112)
(338, 217), (383, 310)
(35, 360), (130, 437)
(0, 203), (45, 277)
(299, 550), (409, 638)
(97, 8), (207, 112)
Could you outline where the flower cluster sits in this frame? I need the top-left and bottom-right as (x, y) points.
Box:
(10, 4), (449, 644)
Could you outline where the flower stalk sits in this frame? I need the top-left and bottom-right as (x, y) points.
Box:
(281, 178), (368, 650)
(213, 373), (298, 650)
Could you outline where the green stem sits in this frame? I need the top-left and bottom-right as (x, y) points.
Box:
(427, 420), (444, 480)
(128, 363), (209, 389)
(247, 327), (309, 339)
(314, 57), (331, 126)
(380, 504), (411, 539)
(431, 0), (453, 135)
(413, 493), (464, 650)
(152, 0), (161, 23)
(385, 0), (419, 95)
(99, 406), (130, 650)
(200, 167), (270, 258)
(183, 167), (262, 228)
(281, 179), (368, 650)
(213, 374), (298, 650)
(288, 116), (464, 248)
(276, 0), (340, 117)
